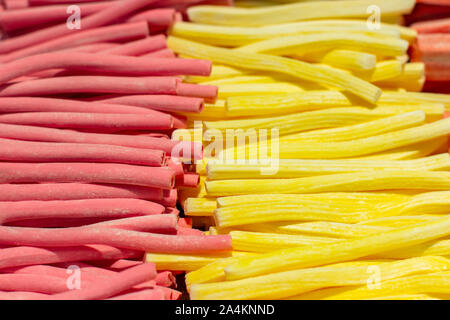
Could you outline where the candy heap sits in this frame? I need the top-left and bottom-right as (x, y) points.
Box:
(0, 0), (234, 300)
(166, 0), (450, 300)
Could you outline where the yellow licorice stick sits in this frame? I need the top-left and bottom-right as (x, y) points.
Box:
(265, 221), (391, 239)
(356, 137), (448, 160)
(399, 191), (450, 215)
(282, 111), (428, 142)
(206, 171), (450, 197)
(206, 154), (450, 180)
(216, 82), (303, 98)
(223, 215), (450, 280)
(203, 75), (277, 86)
(172, 21), (400, 47)
(168, 37), (381, 103)
(184, 198), (217, 216)
(187, 0), (415, 26)
(216, 192), (411, 208)
(226, 90), (352, 116)
(380, 91), (450, 109)
(190, 257), (449, 300)
(366, 60), (404, 82)
(237, 33), (408, 58)
(376, 62), (425, 87)
(205, 107), (402, 135)
(359, 215), (441, 228)
(231, 231), (337, 252)
(321, 272), (450, 300)
(273, 118), (450, 159)
(378, 239), (450, 259)
(145, 252), (233, 271)
(185, 253), (258, 287)
(313, 50), (377, 71)
(214, 199), (397, 227)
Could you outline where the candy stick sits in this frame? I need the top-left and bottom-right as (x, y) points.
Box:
(0, 111), (173, 131)
(168, 36), (381, 103)
(158, 189), (178, 207)
(0, 0), (158, 55)
(94, 259), (143, 271)
(127, 8), (176, 28)
(90, 215), (178, 234)
(0, 198), (164, 225)
(0, 274), (69, 294)
(0, 123), (193, 156)
(101, 35), (167, 56)
(3, 0), (29, 10)
(49, 262), (157, 300)
(145, 48), (177, 58)
(176, 83), (218, 99)
(0, 97), (161, 114)
(178, 227), (206, 236)
(154, 271), (176, 287)
(0, 53), (212, 84)
(109, 289), (166, 300)
(238, 33), (409, 58)
(177, 173), (200, 187)
(95, 95), (204, 113)
(0, 245), (142, 270)
(187, 0), (415, 26)
(207, 171), (450, 196)
(184, 198), (217, 217)
(0, 138), (167, 166)
(0, 76), (179, 97)
(0, 291), (49, 300)
(0, 2), (108, 32)
(207, 154), (450, 179)
(0, 183), (163, 202)
(0, 225), (232, 253)
(0, 162), (175, 189)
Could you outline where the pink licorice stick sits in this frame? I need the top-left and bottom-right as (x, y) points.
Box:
(128, 8), (176, 27)
(167, 158), (185, 177)
(0, 198), (165, 225)
(0, 111), (173, 130)
(158, 188), (178, 207)
(0, 123), (196, 156)
(68, 43), (120, 53)
(154, 271), (176, 287)
(144, 48), (176, 59)
(0, 245), (142, 270)
(176, 83), (218, 99)
(101, 35), (167, 56)
(94, 94), (204, 113)
(0, 53), (211, 84)
(0, 274), (70, 294)
(89, 215), (178, 234)
(0, 2), (108, 32)
(48, 262), (157, 300)
(0, 226), (233, 253)
(28, 0), (108, 4)
(0, 21), (149, 62)
(177, 172), (200, 188)
(93, 259), (143, 271)
(3, 0), (29, 10)
(0, 76), (179, 97)
(0, 183), (163, 202)
(0, 97), (162, 114)
(178, 227), (205, 237)
(109, 289), (165, 300)
(0, 0), (157, 55)
(0, 291), (49, 300)
(0, 162), (176, 189)
(0, 138), (166, 166)
(165, 207), (180, 216)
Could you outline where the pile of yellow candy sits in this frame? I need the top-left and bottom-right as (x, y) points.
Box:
(149, 0), (450, 300)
